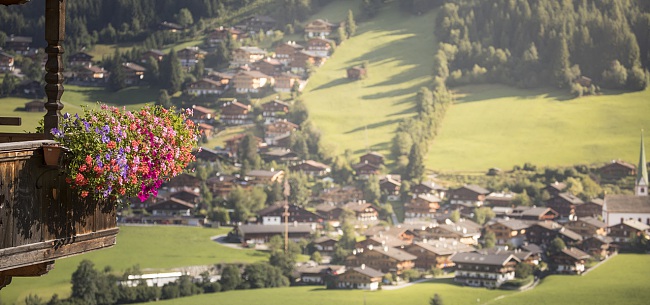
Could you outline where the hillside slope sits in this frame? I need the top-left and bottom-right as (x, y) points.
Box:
(302, 2), (435, 159)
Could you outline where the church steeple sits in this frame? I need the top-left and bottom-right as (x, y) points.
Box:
(636, 130), (648, 196)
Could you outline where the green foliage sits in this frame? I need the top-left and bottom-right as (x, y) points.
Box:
(362, 175), (381, 203)
(429, 293), (443, 305)
(175, 8), (194, 27)
(515, 263), (533, 279)
(311, 251), (322, 264)
(401, 269), (421, 282)
(219, 265), (243, 291)
(548, 237), (566, 257)
(449, 210), (460, 223)
(483, 231), (496, 249)
(241, 263), (290, 289)
(227, 186), (267, 222)
(434, 0), (649, 91)
(288, 171), (310, 206)
(345, 10), (356, 38)
(161, 49), (183, 94)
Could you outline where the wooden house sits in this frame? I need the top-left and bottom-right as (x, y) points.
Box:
(304, 19), (337, 38)
(261, 148), (299, 164)
(405, 194), (442, 219)
(245, 15), (277, 31)
(75, 65), (107, 83)
(273, 72), (302, 93)
(318, 186), (364, 205)
(252, 58), (282, 76)
(220, 100), (252, 125)
(347, 66), (366, 80)
(223, 134), (264, 155)
(232, 46), (266, 67)
(412, 181), (446, 198)
(575, 198), (604, 218)
(264, 119), (298, 145)
(24, 100), (45, 112)
(607, 219), (650, 244)
(451, 253), (519, 288)
(485, 192), (515, 207)
(186, 78), (227, 96)
(245, 169), (284, 184)
(544, 182), (567, 198)
(261, 100), (290, 123)
(598, 160), (636, 181)
(206, 174), (239, 198)
(581, 235), (615, 258)
(448, 184), (489, 207)
(163, 173), (203, 191)
(526, 221), (583, 246)
(232, 224), (314, 245)
(552, 247), (590, 275)
(359, 151), (384, 166)
(233, 70), (272, 94)
(274, 41), (304, 64)
(0, 51), (14, 72)
(379, 175), (401, 196)
(146, 198), (195, 217)
(564, 217), (606, 238)
(290, 160), (331, 177)
(140, 49), (165, 63)
(307, 37), (335, 57)
(67, 52), (93, 67)
(341, 201), (379, 222)
(485, 219), (534, 247)
(177, 47), (207, 70)
(333, 266), (383, 290)
(346, 245), (416, 274)
(206, 27), (243, 46)
(508, 206), (558, 221)
(312, 237), (338, 255)
(190, 105), (216, 122)
(256, 203), (323, 225)
(547, 192), (584, 218)
(290, 51), (326, 74)
(121, 62), (146, 85)
(352, 162), (381, 177)
(5, 35), (32, 55)
(295, 264), (345, 286)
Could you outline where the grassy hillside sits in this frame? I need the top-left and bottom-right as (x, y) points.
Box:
(0, 85), (158, 133)
(1, 226), (268, 305)
(427, 85), (650, 172)
(491, 254), (650, 305)
(135, 254), (650, 305)
(301, 2), (433, 159)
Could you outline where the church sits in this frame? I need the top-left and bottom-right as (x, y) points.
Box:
(602, 133), (650, 226)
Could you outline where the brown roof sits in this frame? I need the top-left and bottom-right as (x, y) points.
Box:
(450, 253), (520, 266)
(560, 247), (590, 260)
(604, 195), (650, 213)
(366, 246), (417, 261)
(123, 62), (146, 72)
(558, 192), (584, 205)
(349, 266), (384, 278)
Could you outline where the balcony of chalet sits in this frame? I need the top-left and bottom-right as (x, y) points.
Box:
(0, 0), (119, 289)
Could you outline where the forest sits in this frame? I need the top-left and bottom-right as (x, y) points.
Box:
(432, 0), (650, 92)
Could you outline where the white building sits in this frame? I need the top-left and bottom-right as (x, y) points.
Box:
(603, 133), (650, 226)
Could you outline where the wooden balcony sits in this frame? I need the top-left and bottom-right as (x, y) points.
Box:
(0, 139), (118, 288)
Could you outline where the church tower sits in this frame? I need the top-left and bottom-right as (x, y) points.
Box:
(635, 131), (648, 196)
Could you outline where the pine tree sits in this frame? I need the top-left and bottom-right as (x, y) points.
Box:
(108, 49), (126, 92)
(163, 48), (183, 94)
(345, 10), (356, 38)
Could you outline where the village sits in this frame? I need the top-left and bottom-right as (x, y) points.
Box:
(1, 2), (650, 303)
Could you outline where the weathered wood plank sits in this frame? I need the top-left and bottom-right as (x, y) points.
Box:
(0, 261), (53, 277)
(0, 228), (118, 271)
(0, 152), (13, 249)
(0, 118), (21, 126)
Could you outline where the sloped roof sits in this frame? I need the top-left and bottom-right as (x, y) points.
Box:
(458, 184), (490, 195)
(560, 247), (590, 260)
(621, 219), (650, 231)
(350, 266), (384, 278)
(147, 198), (195, 211)
(414, 193), (442, 203)
(450, 252), (520, 266)
(367, 246), (417, 261)
(493, 219), (534, 230)
(577, 217), (606, 228)
(557, 192), (584, 204)
(558, 227), (583, 241)
(547, 182), (567, 192)
(238, 224), (313, 234)
(604, 195), (650, 213)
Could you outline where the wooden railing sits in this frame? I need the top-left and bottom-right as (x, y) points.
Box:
(0, 140), (118, 288)
(0, 0), (120, 290)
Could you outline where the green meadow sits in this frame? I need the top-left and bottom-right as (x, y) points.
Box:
(491, 254), (650, 305)
(0, 226), (268, 305)
(301, 2), (434, 159)
(138, 254), (650, 305)
(427, 85), (650, 172)
(0, 85), (159, 133)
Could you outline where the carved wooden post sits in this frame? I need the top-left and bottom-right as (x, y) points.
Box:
(43, 0), (66, 139)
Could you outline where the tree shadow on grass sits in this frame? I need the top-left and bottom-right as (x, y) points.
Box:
(453, 85), (576, 104)
(344, 118), (404, 134)
(311, 77), (350, 91)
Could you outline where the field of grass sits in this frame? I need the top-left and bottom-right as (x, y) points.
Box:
(86, 43), (136, 60)
(427, 85), (650, 172)
(129, 254), (650, 305)
(0, 85), (159, 133)
(301, 1), (433, 160)
(142, 277), (513, 305)
(1, 226), (268, 305)
(491, 254), (650, 305)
